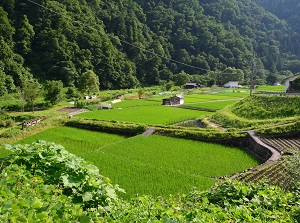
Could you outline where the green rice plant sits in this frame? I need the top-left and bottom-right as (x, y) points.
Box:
(182, 93), (244, 104)
(183, 99), (240, 110)
(112, 99), (161, 108)
(13, 127), (259, 199)
(79, 135), (259, 198)
(254, 85), (285, 92)
(15, 126), (128, 157)
(76, 106), (212, 125)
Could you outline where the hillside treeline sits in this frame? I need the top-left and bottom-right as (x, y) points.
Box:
(254, 0), (300, 33)
(0, 0), (300, 93)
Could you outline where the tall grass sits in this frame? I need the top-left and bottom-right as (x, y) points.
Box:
(231, 95), (300, 119)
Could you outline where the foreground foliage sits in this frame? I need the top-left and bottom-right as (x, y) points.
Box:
(2, 141), (124, 210)
(1, 142), (300, 222)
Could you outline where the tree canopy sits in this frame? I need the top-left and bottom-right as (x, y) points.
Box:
(0, 0), (299, 89)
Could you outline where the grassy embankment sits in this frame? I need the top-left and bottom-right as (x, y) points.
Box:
(209, 94), (300, 131)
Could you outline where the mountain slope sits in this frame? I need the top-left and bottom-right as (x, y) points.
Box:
(0, 0), (299, 92)
(253, 0), (300, 33)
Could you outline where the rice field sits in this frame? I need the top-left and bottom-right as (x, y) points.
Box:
(77, 105), (212, 125)
(254, 85), (285, 92)
(15, 126), (128, 157)
(183, 99), (240, 110)
(112, 98), (161, 108)
(183, 93), (245, 103)
(14, 127), (259, 198)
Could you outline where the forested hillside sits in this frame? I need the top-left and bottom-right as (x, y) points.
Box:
(0, 0), (300, 93)
(253, 0), (300, 33)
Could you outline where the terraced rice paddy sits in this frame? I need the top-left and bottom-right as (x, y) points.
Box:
(77, 105), (212, 125)
(260, 137), (300, 152)
(15, 126), (259, 198)
(236, 160), (291, 188)
(183, 99), (240, 110)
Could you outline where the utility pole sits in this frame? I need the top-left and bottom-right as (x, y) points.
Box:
(250, 52), (256, 96)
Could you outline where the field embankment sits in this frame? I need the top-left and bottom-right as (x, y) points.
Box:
(209, 95), (300, 130)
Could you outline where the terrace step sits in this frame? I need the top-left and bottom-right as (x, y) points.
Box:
(142, 127), (156, 136)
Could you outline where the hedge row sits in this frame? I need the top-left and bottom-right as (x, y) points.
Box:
(155, 127), (247, 140)
(65, 118), (147, 136)
(256, 120), (300, 136)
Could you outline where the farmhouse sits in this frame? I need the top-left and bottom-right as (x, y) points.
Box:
(162, 94), (184, 105)
(185, 82), (200, 89)
(285, 75), (300, 93)
(224, 81), (239, 88)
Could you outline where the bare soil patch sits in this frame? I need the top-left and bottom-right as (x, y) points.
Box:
(57, 107), (88, 116)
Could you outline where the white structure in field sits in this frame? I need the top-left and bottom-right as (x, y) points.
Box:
(224, 81), (239, 88)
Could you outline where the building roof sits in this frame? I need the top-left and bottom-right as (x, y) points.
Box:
(186, 82), (198, 85)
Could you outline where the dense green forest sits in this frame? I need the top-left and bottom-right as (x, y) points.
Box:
(253, 0), (300, 33)
(0, 0), (300, 93)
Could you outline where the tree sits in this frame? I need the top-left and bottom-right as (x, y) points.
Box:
(216, 67), (244, 86)
(22, 79), (41, 113)
(44, 80), (64, 106)
(172, 71), (190, 86)
(165, 81), (174, 91)
(78, 70), (99, 95)
(137, 87), (145, 99)
(0, 69), (7, 96)
(15, 15), (35, 55)
(66, 87), (82, 101)
(292, 76), (300, 90)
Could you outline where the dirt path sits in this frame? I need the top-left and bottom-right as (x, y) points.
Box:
(204, 117), (227, 130)
(57, 107), (88, 116)
(142, 127), (156, 136)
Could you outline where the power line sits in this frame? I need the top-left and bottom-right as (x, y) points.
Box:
(26, 0), (210, 72)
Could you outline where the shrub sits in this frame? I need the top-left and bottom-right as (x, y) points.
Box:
(1, 126), (22, 138)
(3, 141), (124, 210)
(0, 164), (91, 222)
(65, 118), (147, 135)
